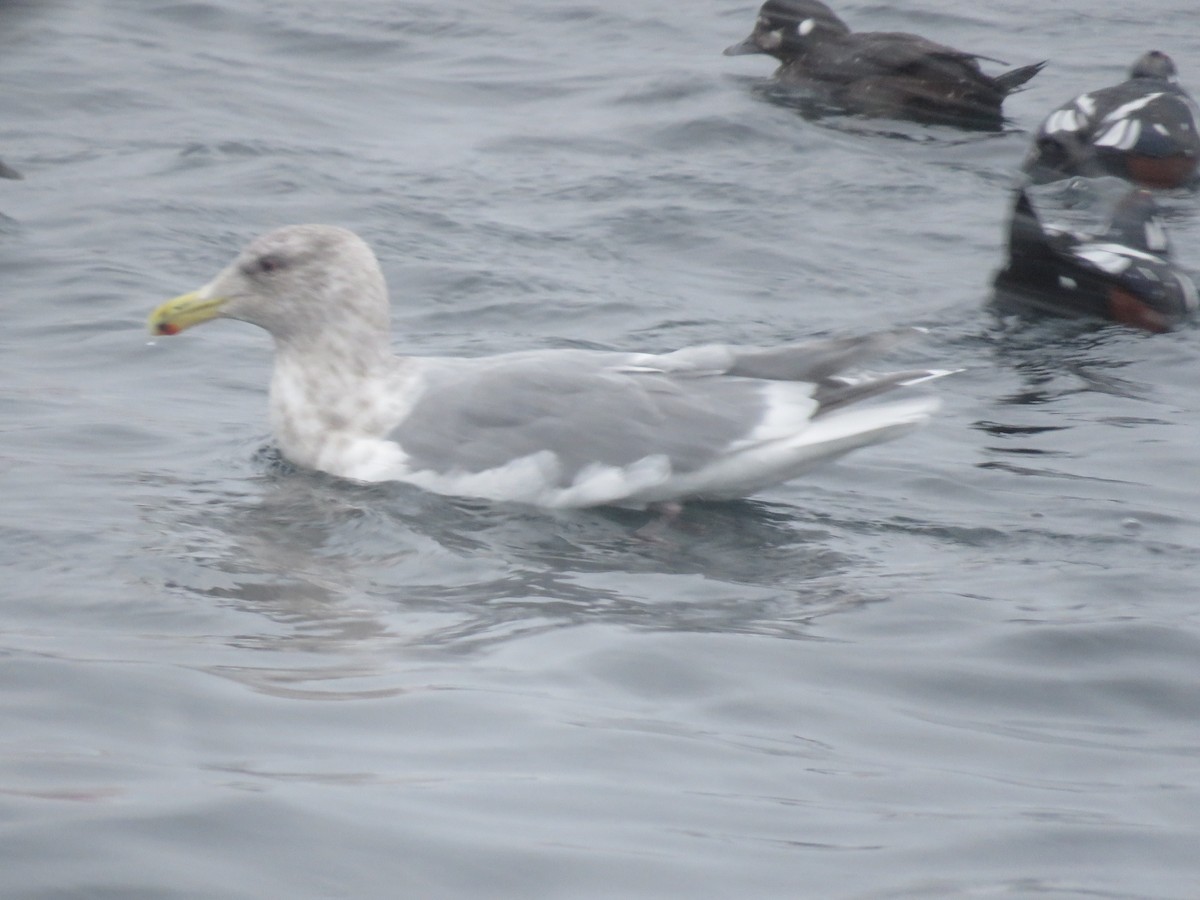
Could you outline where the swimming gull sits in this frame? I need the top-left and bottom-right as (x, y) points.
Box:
(148, 225), (947, 508)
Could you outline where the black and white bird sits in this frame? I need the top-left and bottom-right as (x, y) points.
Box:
(993, 184), (1197, 332)
(1022, 51), (1200, 189)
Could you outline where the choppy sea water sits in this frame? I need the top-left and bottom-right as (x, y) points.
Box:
(2, 1), (1200, 897)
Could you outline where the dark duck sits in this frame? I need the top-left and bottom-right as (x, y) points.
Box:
(992, 184), (1197, 333)
(724, 0), (1045, 130)
(1022, 51), (1200, 189)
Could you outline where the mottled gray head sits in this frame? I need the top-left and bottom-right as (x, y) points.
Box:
(724, 0), (850, 61)
(1129, 50), (1177, 81)
(149, 224), (393, 351)
(173, 224), (391, 346)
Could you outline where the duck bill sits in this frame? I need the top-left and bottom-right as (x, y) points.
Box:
(723, 36), (763, 57)
(147, 290), (227, 336)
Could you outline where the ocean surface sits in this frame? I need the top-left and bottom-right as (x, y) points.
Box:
(3, 1), (1200, 897)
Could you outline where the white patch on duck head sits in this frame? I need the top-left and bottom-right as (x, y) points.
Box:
(761, 28), (784, 50)
(798, 18), (816, 36)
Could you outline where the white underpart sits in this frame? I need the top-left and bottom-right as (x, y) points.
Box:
(314, 435), (409, 481)
(1094, 117), (1142, 150)
(385, 450), (672, 508)
(398, 450), (676, 508)
(268, 354), (419, 482)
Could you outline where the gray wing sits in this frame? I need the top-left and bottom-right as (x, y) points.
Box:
(391, 329), (932, 484)
(719, 326), (921, 381)
(392, 351), (772, 480)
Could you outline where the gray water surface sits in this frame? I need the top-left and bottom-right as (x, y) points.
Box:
(2, 1), (1200, 897)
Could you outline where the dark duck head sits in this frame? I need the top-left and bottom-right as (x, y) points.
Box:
(1129, 50), (1177, 81)
(724, 0), (850, 61)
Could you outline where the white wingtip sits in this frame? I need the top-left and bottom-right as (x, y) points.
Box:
(898, 368), (961, 387)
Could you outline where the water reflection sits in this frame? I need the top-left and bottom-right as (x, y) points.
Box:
(923, 314), (1194, 547)
(746, 77), (1025, 145)
(977, 315), (1164, 434)
(139, 451), (892, 687)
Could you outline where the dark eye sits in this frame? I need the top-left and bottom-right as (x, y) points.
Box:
(248, 253), (286, 276)
(259, 254), (285, 273)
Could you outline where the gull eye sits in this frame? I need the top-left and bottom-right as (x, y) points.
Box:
(249, 253), (286, 275)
